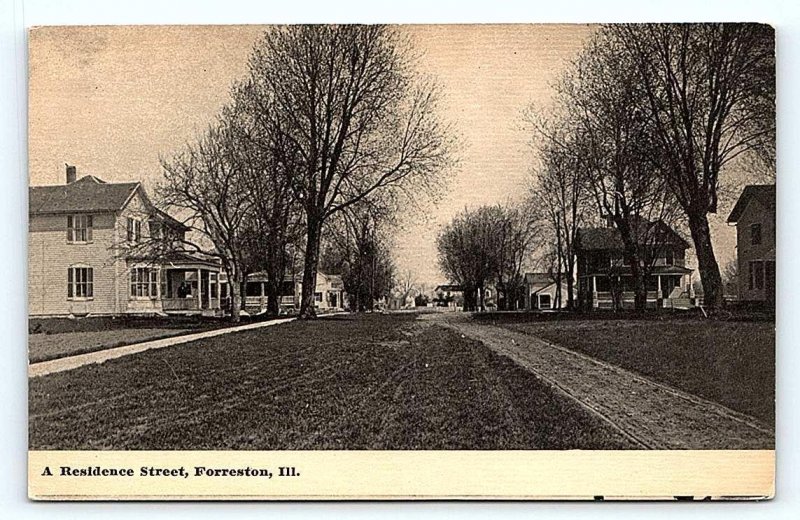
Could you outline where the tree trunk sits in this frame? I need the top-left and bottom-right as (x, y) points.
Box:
(463, 286), (476, 311)
(688, 212), (724, 310)
(631, 262), (647, 311)
(265, 247), (283, 317)
(229, 271), (242, 323)
(623, 247), (647, 312)
(566, 270), (575, 311)
(299, 218), (323, 319)
(265, 278), (281, 317)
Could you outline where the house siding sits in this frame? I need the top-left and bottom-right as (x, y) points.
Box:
(736, 197), (776, 302)
(116, 190), (164, 314)
(28, 212), (122, 316)
(28, 187), (173, 317)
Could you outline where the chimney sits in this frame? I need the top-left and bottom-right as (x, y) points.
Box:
(66, 164), (76, 184)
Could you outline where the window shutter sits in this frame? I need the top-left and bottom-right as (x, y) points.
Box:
(87, 268), (94, 297)
(127, 218), (132, 242)
(67, 268), (73, 298)
(67, 216), (73, 242)
(86, 215), (93, 242)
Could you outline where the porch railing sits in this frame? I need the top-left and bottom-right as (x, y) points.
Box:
(161, 297), (199, 311)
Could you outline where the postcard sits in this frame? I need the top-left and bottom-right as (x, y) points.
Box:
(27, 23), (775, 500)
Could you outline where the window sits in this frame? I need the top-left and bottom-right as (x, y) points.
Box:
(130, 267), (158, 298)
(314, 292), (323, 302)
(148, 219), (161, 240)
(750, 223), (762, 246)
(67, 215), (93, 243)
(67, 266), (93, 299)
(246, 282), (263, 297)
(539, 294), (551, 309)
(127, 217), (142, 243)
(749, 261), (764, 291)
(664, 249), (674, 266)
(209, 273), (218, 299)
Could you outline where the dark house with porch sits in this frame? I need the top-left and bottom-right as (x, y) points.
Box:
(575, 219), (694, 310)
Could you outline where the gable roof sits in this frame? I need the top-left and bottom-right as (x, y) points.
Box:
(29, 175), (140, 215)
(524, 272), (553, 286)
(435, 284), (463, 292)
(577, 218), (689, 251)
(727, 184), (776, 223)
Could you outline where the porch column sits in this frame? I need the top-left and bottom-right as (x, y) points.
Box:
(657, 275), (662, 295)
(197, 268), (202, 309)
(213, 272), (220, 310)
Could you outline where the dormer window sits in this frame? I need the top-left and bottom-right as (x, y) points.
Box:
(127, 217), (142, 243)
(67, 214), (92, 243)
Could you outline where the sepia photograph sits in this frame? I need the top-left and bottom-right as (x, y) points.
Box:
(24, 20), (776, 499)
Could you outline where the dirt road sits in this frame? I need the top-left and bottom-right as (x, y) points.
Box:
(426, 313), (773, 450)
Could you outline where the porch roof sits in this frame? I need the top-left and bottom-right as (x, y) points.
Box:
(580, 265), (692, 278)
(160, 252), (221, 271)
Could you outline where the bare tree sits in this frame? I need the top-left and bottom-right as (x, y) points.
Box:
(159, 118), (254, 322)
(437, 205), (531, 312)
(320, 199), (397, 312)
(525, 115), (591, 311)
(394, 268), (418, 308)
(609, 23), (775, 309)
(226, 87), (305, 316)
(492, 205), (536, 310)
(244, 25), (454, 318)
(572, 31), (681, 310)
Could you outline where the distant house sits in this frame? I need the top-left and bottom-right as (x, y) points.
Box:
(524, 273), (569, 310)
(575, 218), (694, 310)
(727, 185), (776, 304)
(244, 271), (346, 314)
(28, 166), (225, 317)
(434, 284), (464, 309)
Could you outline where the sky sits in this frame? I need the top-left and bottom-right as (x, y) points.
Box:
(28, 24), (740, 287)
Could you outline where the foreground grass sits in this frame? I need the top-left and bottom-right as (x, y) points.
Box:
(29, 313), (632, 450)
(479, 313), (775, 425)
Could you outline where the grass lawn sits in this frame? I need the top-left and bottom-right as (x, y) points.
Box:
(29, 315), (228, 335)
(477, 313), (775, 426)
(29, 313), (633, 450)
(28, 329), (191, 363)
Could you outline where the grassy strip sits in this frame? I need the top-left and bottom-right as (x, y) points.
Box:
(28, 315), (284, 363)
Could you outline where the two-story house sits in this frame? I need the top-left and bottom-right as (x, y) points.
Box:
(727, 185), (776, 304)
(575, 218), (694, 310)
(28, 165), (224, 317)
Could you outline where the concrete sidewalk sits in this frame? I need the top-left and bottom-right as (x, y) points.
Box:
(28, 317), (297, 378)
